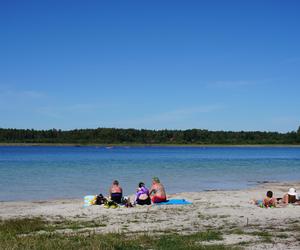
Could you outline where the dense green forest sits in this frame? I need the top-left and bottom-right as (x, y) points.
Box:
(0, 127), (300, 145)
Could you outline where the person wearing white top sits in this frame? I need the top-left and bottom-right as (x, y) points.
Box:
(283, 188), (299, 204)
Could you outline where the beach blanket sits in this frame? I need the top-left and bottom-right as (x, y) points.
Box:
(83, 195), (97, 207)
(155, 199), (192, 205)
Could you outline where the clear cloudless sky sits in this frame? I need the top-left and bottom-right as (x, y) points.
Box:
(0, 0), (299, 132)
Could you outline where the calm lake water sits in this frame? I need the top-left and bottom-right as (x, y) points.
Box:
(0, 146), (300, 201)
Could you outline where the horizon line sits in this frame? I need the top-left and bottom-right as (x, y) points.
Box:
(0, 126), (299, 134)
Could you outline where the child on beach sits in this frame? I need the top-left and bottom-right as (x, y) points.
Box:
(251, 190), (277, 208)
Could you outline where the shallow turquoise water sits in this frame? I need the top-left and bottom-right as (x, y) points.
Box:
(0, 146), (300, 201)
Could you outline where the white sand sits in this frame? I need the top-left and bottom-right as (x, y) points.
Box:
(1, 182), (300, 249)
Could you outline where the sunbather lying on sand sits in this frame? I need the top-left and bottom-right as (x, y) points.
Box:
(251, 190), (277, 208)
(282, 188), (300, 205)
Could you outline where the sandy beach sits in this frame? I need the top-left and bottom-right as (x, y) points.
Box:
(1, 181), (300, 249)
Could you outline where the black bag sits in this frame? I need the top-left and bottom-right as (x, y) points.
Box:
(95, 194), (107, 205)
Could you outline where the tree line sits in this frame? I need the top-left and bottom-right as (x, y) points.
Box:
(0, 127), (300, 145)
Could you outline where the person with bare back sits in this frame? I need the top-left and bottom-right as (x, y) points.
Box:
(109, 180), (123, 204)
(149, 177), (167, 203)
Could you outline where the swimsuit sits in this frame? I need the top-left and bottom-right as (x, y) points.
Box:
(136, 187), (149, 199)
(150, 184), (166, 203)
(137, 197), (151, 205)
(111, 192), (122, 204)
(136, 187), (151, 205)
(258, 198), (275, 208)
(151, 195), (167, 203)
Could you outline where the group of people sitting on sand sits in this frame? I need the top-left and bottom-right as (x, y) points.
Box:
(96, 177), (300, 209)
(96, 176), (167, 207)
(252, 187), (300, 208)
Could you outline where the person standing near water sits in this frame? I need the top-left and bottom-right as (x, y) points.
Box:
(149, 177), (167, 203)
(109, 180), (123, 204)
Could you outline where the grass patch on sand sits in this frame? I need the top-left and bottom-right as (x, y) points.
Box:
(0, 217), (106, 235)
(186, 231), (223, 242)
(0, 218), (237, 250)
(226, 228), (244, 235)
(224, 227), (274, 243)
(275, 233), (289, 239)
(0, 217), (49, 235)
(53, 220), (106, 230)
(248, 231), (273, 243)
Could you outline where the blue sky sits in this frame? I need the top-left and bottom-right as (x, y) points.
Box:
(1, 0), (299, 132)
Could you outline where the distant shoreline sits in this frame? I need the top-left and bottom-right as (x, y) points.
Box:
(0, 143), (300, 147)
